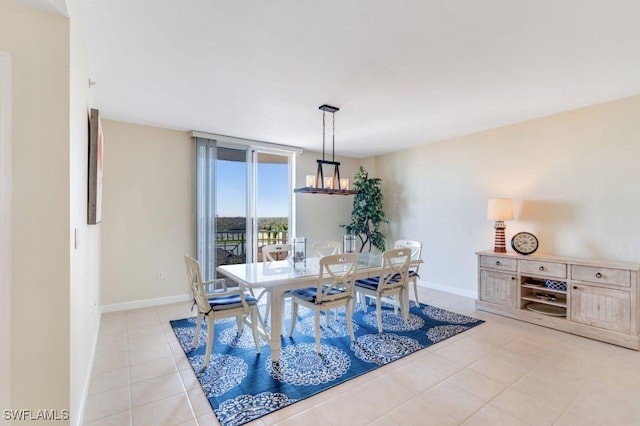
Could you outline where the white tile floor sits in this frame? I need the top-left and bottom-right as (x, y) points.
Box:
(83, 288), (640, 425)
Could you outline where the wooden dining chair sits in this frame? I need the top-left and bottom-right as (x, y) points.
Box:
(312, 240), (345, 322)
(394, 240), (423, 306)
(185, 255), (262, 371)
(288, 253), (359, 353)
(353, 247), (412, 333)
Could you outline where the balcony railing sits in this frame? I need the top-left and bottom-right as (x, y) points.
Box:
(215, 229), (289, 266)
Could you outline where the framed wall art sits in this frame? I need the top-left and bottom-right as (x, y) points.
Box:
(88, 108), (103, 224)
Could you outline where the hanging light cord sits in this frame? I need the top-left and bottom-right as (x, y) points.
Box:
(332, 111), (336, 162)
(322, 110), (326, 161)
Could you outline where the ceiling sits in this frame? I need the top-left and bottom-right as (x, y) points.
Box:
(81, 0), (640, 158)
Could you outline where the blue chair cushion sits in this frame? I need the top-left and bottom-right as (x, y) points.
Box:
(408, 270), (419, 278)
(290, 286), (345, 303)
(357, 273), (408, 290)
(355, 277), (381, 290)
(386, 273), (405, 283)
(208, 293), (258, 311)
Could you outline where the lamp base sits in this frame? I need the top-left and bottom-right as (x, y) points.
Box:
(493, 221), (507, 253)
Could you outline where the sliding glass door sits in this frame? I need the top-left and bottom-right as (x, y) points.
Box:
(253, 152), (290, 262)
(215, 146), (249, 269)
(196, 136), (293, 280)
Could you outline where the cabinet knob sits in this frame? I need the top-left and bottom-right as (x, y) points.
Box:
(573, 285), (578, 290)
(511, 276), (516, 280)
(495, 261), (501, 266)
(595, 272), (602, 278)
(539, 266), (545, 271)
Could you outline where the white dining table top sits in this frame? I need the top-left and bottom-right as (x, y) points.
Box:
(217, 252), (421, 289)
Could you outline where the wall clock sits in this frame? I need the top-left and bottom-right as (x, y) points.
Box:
(511, 232), (539, 255)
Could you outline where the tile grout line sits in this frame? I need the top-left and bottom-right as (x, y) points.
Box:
(160, 306), (200, 425)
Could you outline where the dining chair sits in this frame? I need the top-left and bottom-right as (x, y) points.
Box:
(184, 255), (262, 371)
(312, 240), (342, 257)
(258, 244), (293, 326)
(261, 243), (293, 262)
(312, 240), (344, 322)
(394, 240), (423, 306)
(353, 247), (412, 333)
(288, 253), (359, 353)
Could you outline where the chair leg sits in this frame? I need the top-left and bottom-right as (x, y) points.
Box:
(413, 278), (419, 306)
(250, 307), (261, 354)
(314, 312), (322, 354)
(202, 315), (215, 371)
(288, 300), (298, 337)
(192, 313), (203, 349)
(235, 315), (243, 336)
(401, 288), (409, 322)
(376, 296), (383, 334)
(325, 309), (330, 326)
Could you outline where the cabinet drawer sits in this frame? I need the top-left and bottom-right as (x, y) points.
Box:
(520, 260), (567, 278)
(480, 256), (517, 272)
(571, 265), (631, 287)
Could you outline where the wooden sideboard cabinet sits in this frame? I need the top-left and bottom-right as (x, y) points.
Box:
(476, 250), (640, 350)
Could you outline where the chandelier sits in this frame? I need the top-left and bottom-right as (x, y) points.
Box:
(293, 104), (358, 195)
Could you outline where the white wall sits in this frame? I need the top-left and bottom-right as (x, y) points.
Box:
(68, 0), (101, 423)
(101, 120), (193, 306)
(1, 0), (71, 414)
(378, 95), (640, 294)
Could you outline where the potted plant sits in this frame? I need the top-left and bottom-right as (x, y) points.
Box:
(341, 166), (388, 252)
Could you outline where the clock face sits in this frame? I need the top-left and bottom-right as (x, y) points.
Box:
(511, 232), (539, 255)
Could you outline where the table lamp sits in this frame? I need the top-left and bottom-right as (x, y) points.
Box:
(487, 198), (513, 253)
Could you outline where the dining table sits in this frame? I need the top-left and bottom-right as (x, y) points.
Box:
(217, 252), (422, 362)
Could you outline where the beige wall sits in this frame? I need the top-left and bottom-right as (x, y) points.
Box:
(1, 0), (71, 418)
(101, 120), (193, 306)
(100, 125), (365, 306)
(294, 151), (362, 250)
(378, 95), (640, 294)
(0, 50), (11, 417)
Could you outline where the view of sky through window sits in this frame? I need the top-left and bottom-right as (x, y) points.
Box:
(216, 160), (288, 218)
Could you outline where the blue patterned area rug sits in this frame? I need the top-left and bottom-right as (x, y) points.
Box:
(170, 302), (484, 426)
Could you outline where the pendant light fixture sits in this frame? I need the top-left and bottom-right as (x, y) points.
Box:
(294, 104), (358, 195)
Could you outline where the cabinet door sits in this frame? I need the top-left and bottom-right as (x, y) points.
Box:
(570, 284), (631, 333)
(479, 270), (517, 308)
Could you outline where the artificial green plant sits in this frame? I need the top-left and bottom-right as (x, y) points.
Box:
(341, 166), (388, 252)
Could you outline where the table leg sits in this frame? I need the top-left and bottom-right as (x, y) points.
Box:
(269, 288), (283, 362)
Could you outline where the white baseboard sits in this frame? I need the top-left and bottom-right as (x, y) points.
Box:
(101, 293), (192, 313)
(417, 280), (478, 299)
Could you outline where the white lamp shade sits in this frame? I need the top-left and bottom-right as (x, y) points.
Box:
(487, 198), (513, 221)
